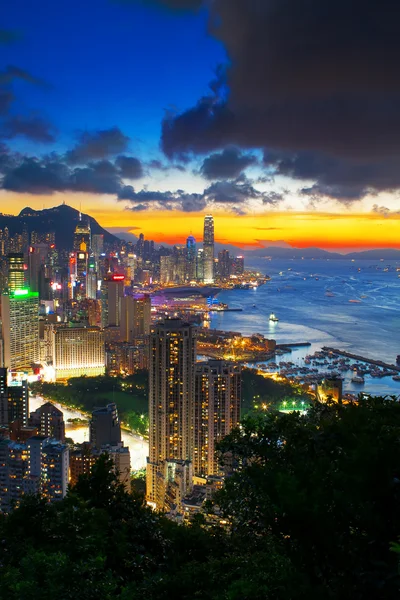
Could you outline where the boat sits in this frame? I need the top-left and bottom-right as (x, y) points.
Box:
(269, 312), (279, 322)
(351, 375), (365, 384)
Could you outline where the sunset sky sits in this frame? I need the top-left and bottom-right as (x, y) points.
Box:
(1, 0), (400, 251)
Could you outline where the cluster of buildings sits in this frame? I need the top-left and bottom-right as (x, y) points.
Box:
(146, 319), (242, 517)
(0, 365), (130, 511)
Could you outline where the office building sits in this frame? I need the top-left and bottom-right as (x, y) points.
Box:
(91, 233), (104, 260)
(196, 248), (204, 281)
(29, 402), (65, 442)
(28, 244), (49, 293)
(217, 250), (231, 280)
(7, 253), (25, 292)
(186, 235), (197, 281)
(90, 402), (121, 449)
(86, 255), (97, 300)
(44, 325), (105, 380)
(1, 289), (39, 371)
(76, 250), (88, 299)
(231, 255), (245, 276)
(73, 220), (91, 252)
(194, 361), (241, 477)
(203, 215), (215, 284)
(147, 319), (197, 510)
(120, 295), (151, 342)
(101, 274), (125, 328)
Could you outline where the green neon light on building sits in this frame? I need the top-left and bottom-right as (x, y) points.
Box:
(10, 289), (39, 299)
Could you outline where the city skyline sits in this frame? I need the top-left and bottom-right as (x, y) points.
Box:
(2, 1), (400, 252)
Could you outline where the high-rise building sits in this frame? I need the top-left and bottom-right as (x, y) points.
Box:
(101, 274), (125, 328)
(90, 403), (121, 449)
(0, 371), (29, 427)
(101, 444), (131, 492)
(196, 248), (204, 281)
(231, 255), (245, 276)
(203, 216), (214, 284)
(91, 233), (104, 261)
(73, 220), (91, 252)
(0, 438), (32, 512)
(86, 255), (97, 300)
(44, 325), (105, 380)
(147, 319), (197, 510)
(160, 255), (174, 284)
(194, 360), (241, 477)
(29, 402), (65, 442)
(28, 244), (49, 294)
(217, 250), (231, 280)
(7, 253), (25, 292)
(40, 439), (69, 502)
(76, 250), (88, 299)
(1, 289), (39, 371)
(186, 235), (197, 281)
(120, 295), (151, 342)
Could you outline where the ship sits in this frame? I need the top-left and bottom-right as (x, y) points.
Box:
(269, 312), (279, 322)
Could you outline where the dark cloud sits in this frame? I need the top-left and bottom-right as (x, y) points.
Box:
(159, 0), (400, 200)
(2, 116), (57, 143)
(371, 204), (400, 217)
(71, 161), (121, 194)
(115, 155), (144, 179)
(148, 159), (186, 172)
(66, 127), (130, 164)
(118, 185), (206, 211)
(2, 157), (68, 194)
(262, 191), (285, 205)
(203, 177), (280, 206)
(200, 147), (257, 180)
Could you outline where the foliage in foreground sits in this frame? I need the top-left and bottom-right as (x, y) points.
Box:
(1, 398), (400, 599)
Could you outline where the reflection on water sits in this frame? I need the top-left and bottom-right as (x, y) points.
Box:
(29, 396), (148, 471)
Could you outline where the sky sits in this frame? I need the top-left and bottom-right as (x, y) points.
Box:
(1, 0), (400, 251)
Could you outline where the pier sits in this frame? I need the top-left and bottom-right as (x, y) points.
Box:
(322, 347), (400, 373)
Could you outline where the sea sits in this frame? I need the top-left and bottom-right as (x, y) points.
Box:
(210, 258), (400, 397)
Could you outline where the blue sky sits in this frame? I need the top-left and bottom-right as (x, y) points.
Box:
(3, 0), (225, 157)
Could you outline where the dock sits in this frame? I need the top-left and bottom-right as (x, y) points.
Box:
(322, 347), (400, 373)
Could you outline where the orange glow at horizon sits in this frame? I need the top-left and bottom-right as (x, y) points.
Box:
(0, 191), (399, 251)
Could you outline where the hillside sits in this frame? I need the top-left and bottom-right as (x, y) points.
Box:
(0, 204), (120, 250)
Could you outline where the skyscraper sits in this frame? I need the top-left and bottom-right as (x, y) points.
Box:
(73, 220), (91, 252)
(101, 274), (125, 328)
(186, 235), (197, 281)
(1, 289), (39, 371)
(147, 319), (197, 509)
(120, 295), (151, 342)
(203, 215), (215, 284)
(194, 360), (241, 477)
(7, 253), (25, 292)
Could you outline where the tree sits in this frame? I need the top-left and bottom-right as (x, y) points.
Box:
(215, 398), (400, 598)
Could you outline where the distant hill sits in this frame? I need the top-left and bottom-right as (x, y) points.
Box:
(244, 246), (400, 260)
(0, 204), (120, 250)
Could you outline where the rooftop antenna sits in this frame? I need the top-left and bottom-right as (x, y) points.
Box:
(79, 201), (82, 221)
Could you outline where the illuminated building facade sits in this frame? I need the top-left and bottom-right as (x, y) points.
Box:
(40, 439), (69, 502)
(0, 438), (31, 512)
(29, 402), (65, 442)
(186, 235), (197, 281)
(194, 360), (241, 477)
(69, 442), (99, 486)
(1, 289), (39, 371)
(45, 325), (105, 380)
(73, 220), (91, 252)
(147, 319), (197, 510)
(7, 253), (25, 292)
(203, 215), (215, 284)
(120, 295), (151, 342)
(231, 256), (245, 276)
(101, 274), (125, 328)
